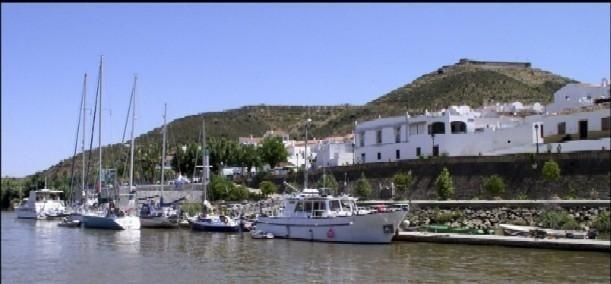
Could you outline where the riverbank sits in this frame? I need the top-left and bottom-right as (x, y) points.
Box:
(394, 232), (611, 252)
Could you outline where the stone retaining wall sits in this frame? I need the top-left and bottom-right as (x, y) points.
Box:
(407, 205), (609, 231)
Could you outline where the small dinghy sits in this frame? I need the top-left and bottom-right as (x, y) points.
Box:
(250, 230), (274, 239)
(58, 215), (81, 228)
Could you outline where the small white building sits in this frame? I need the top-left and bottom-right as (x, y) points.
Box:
(546, 83), (610, 113)
(285, 140), (318, 170)
(312, 135), (355, 168)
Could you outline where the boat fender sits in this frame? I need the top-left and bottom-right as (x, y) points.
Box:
(327, 228), (335, 239)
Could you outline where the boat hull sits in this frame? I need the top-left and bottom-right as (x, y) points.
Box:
(191, 222), (240, 232)
(82, 215), (141, 230)
(15, 208), (43, 219)
(140, 216), (179, 228)
(256, 211), (407, 244)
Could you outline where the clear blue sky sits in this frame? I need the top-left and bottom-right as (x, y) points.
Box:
(2, 3), (610, 177)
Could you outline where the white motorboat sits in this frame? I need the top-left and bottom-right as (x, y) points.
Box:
(255, 188), (408, 243)
(255, 118), (407, 244)
(15, 188), (67, 219)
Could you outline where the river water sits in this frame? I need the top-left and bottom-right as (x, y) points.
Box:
(1, 212), (609, 283)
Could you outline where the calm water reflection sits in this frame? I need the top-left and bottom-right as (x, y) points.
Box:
(2, 212), (609, 283)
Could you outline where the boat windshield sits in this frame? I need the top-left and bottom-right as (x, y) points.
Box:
(340, 199), (354, 212)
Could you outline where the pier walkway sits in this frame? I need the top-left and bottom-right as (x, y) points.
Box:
(394, 232), (611, 252)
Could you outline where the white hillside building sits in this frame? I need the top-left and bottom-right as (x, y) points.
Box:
(354, 83), (610, 163)
(354, 106), (542, 163)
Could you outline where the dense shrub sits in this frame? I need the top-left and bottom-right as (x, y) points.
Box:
(354, 173), (372, 199)
(483, 175), (505, 197)
(593, 211), (610, 233)
(537, 210), (579, 230)
(435, 167), (454, 200)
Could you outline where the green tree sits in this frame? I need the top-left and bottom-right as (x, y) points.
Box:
(483, 175), (505, 198)
(239, 144), (261, 174)
(317, 173), (339, 194)
(259, 181), (277, 197)
(228, 185), (250, 201)
(393, 171), (413, 200)
(542, 159), (561, 181)
(208, 137), (241, 173)
(435, 167), (454, 200)
(258, 137), (288, 169)
(171, 143), (199, 178)
(354, 172), (372, 199)
(209, 174), (233, 201)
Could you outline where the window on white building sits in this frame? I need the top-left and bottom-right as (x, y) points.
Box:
(377, 152), (381, 160)
(359, 132), (364, 147)
(376, 130), (382, 144)
(361, 153), (366, 163)
(602, 117), (610, 131)
(557, 122), (566, 135)
(416, 147), (421, 156)
(395, 127), (401, 143)
(396, 150), (400, 159)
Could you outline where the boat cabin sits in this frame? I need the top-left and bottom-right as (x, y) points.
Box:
(27, 189), (65, 205)
(279, 189), (359, 218)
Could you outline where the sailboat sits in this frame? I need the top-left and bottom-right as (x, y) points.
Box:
(191, 119), (240, 232)
(139, 103), (179, 228)
(82, 57), (140, 230)
(59, 73), (89, 227)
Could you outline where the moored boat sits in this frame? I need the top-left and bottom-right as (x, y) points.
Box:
(191, 214), (240, 232)
(58, 214), (82, 228)
(15, 189), (67, 220)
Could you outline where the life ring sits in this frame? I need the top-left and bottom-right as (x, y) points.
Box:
(327, 228), (335, 239)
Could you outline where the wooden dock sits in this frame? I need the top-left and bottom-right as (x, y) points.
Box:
(394, 232), (611, 252)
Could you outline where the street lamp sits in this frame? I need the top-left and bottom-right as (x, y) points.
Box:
(431, 133), (436, 156)
(534, 124), (540, 154)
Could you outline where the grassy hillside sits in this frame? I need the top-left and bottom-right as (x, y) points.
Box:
(367, 60), (577, 115)
(26, 59), (578, 188)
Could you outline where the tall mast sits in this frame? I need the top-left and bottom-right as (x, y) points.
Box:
(98, 56), (104, 198)
(81, 73), (87, 203)
(201, 119), (208, 203)
(129, 75), (137, 193)
(160, 103), (167, 203)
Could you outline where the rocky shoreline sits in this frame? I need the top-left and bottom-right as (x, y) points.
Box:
(407, 206), (610, 230)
